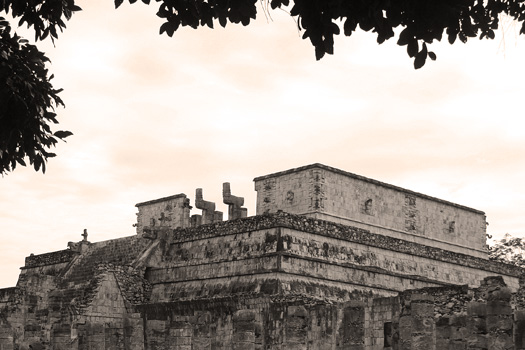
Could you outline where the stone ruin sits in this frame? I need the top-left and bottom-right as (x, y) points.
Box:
(1, 163), (524, 349)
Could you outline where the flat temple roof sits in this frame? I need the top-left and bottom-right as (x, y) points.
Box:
(135, 193), (187, 207)
(254, 163), (485, 215)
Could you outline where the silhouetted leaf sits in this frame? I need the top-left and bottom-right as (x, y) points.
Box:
(33, 157), (41, 171)
(397, 28), (411, 46)
(315, 45), (325, 60)
(407, 39), (418, 57)
(159, 22), (169, 34)
(219, 15), (227, 27)
(53, 130), (73, 139)
(414, 51), (426, 69)
(447, 27), (458, 44)
(359, 18), (373, 32)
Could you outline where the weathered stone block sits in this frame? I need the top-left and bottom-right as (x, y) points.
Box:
(233, 342), (255, 350)
(487, 315), (513, 333)
(467, 302), (487, 317)
(174, 345), (192, 350)
(412, 317), (434, 333)
(450, 326), (468, 341)
(436, 323), (451, 339)
(450, 315), (467, 327)
(468, 316), (487, 334)
(233, 332), (255, 343)
(467, 334), (488, 349)
(235, 321), (255, 333)
(487, 287), (512, 302)
(487, 302), (512, 316)
(448, 340), (467, 350)
(488, 333), (514, 350)
(411, 333), (434, 349)
(398, 339), (411, 350)
(515, 318), (525, 349)
(399, 316), (412, 340)
(411, 303), (434, 317)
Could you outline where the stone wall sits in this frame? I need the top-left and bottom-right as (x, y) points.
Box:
(280, 228), (520, 291)
(135, 194), (191, 235)
(159, 212), (520, 293)
(24, 249), (78, 268)
(0, 234), (153, 350)
(254, 164), (487, 258)
(136, 298), (369, 350)
(134, 276), (523, 350)
(0, 269), (60, 350)
(389, 276), (517, 350)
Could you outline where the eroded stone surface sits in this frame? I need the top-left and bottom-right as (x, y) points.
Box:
(1, 164), (523, 350)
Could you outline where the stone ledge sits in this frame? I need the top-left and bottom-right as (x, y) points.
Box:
(135, 193), (188, 207)
(146, 252), (449, 292)
(23, 249), (79, 268)
(168, 212), (522, 278)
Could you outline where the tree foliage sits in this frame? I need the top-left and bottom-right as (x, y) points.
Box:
(489, 234), (525, 268)
(118, 0), (525, 69)
(0, 0), (80, 175)
(2, 0), (525, 174)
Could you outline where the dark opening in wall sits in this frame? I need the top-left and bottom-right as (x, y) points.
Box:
(384, 322), (393, 348)
(364, 199), (373, 215)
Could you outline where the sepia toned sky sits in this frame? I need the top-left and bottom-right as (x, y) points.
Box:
(1, 0), (525, 287)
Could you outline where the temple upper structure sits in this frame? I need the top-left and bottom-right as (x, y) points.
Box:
(254, 164), (487, 258)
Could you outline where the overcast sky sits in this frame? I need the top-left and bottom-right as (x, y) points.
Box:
(1, 0), (525, 288)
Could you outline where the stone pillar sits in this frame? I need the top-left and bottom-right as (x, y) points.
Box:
(191, 214), (203, 228)
(146, 320), (168, 350)
(284, 306), (308, 350)
(486, 277), (513, 350)
(410, 294), (435, 350)
(233, 310), (259, 350)
(223, 183), (247, 220)
(337, 305), (365, 350)
(466, 301), (488, 349)
(515, 310), (525, 349)
(124, 315), (144, 350)
(396, 293), (436, 350)
(195, 188), (223, 225)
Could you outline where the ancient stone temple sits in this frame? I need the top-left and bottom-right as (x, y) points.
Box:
(1, 164), (524, 349)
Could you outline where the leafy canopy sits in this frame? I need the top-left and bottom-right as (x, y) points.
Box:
(2, 0), (524, 174)
(0, 0), (81, 175)
(118, 0), (525, 69)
